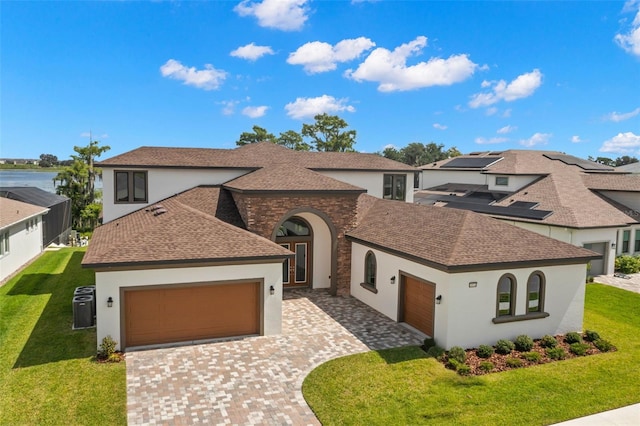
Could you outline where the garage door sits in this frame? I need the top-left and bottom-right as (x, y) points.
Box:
(124, 282), (260, 348)
(402, 276), (435, 337)
(583, 242), (606, 276)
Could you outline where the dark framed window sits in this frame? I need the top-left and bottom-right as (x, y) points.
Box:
(383, 174), (406, 201)
(115, 171), (148, 203)
(635, 230), (640, 253)
(496, 274), (516, 317)
(527, 272), (545, 313)
(495, 176), (509, 186)
(622, 230), (630, 253)
(0, 232), (9, 257)
(364, 251), (377, 287)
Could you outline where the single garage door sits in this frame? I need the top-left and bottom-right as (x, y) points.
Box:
(124, 282), (260, 348)
(402, 276), (435, 337)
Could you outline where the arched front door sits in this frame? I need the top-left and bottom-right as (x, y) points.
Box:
(276, 217), (312, 288)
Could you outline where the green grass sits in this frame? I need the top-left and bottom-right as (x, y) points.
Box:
(303, 283), (640, 425)
(0, 248), (126, 425)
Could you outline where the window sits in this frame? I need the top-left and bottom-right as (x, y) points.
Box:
(383, 174), (406, 201)
(496, 274), (516, 317)
(527, 272), (545, 313)
(495, 176), (509, 186)
(635, 230), (640, 253)
(0, 232), (9, 257)
(364, 251), (376, 287)
(115, 171), (148, 203)
(622, 230), (630, 253)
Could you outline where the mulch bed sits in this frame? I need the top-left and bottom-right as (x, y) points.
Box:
(430, 335), (615, 376)
(96, 351), (126, 363)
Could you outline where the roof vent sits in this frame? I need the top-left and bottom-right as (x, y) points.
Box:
(153, 208), (167, 216)
(150, 204), (164, 211)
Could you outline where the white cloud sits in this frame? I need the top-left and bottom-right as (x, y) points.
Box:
(571, 135), (583, 143)
(234, 0), (309, 31)
(519, 132), (551, 148)
(600, 131), (640, 154)
(230, 43), (275, 61)
(219, 100), (239, 115)
(469, 69), (543, 108)
(605, 107), (640, 122)
(433, 123), (447, 130)
(287, 37), (375, 74)
(485, 107), (498, 116)
(502, 109), (512, 118)
(160, 59), (227, 90)
(475, 136), (508, 145)
(284, 95), (355, 119)
(383, 143), (397, 150)
(242, 105), (269, 118)
(497, 125), (516, 134)
(615, 1), (640, 57)
(345, 36), (478, 92)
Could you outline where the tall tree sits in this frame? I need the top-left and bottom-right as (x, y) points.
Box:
(54, 140), (110, 231)
(236, 125), (276, 146)
(301, 113), (357, 152)
(381, 142), (461, 166)
(277, 130), (311, 151)
(39, 153), (58, 168)
(615, 156), (639, 166)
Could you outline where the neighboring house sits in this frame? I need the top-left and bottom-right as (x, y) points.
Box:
(83, 143), (598, 351)
(419, 150), (640, 276)
(616, 162), (640, 174)
(0, 187), (72, 246)
(0, 198), (49, 283)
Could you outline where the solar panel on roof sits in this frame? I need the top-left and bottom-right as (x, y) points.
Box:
(440, 157), (502, 169)
(511, 201), (539, 209)
(543, 153), (613, 171)
(443, 201), (553, 220)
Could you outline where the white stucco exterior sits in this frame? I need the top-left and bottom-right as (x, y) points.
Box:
(486, 174), (539, 192)
(0, 214), (46, 283)
(101, 167), (252, 223)
(319, 170), (415, 203)
(94, 262), (284, 351)
(421, 169), (486, 189)
(297, 212), (332, 289)
(350, 242), (587, 349)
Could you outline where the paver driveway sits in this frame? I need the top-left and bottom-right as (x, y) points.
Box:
(126, 289), (422, 425)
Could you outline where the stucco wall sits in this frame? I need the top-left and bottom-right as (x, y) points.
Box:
(319, 171), (415, 203)
(297, 212), (332, 289)
(94, 262), (283, 351)
(0, 215), (44, 282)
(101, 167), (251, 223)
(486, 174), (539, 192)
(350, 242), (587, 349)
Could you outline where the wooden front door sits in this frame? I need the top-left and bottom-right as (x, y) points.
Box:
(402, 276), (435, 337)
(280, 242), (310, 287)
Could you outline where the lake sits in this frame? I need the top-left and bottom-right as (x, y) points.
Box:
(0, 170), (102, 194)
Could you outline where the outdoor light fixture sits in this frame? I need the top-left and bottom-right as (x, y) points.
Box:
(469, 281), (477, 288)
(435, 295), (442, 305)
(611, 242), (616, 249)
(107, 297), (113, 308)
(390, 276), (396, 284)
(269, 285), (275, 296)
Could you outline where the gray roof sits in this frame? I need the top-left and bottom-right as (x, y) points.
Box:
(0, 186), (68, 208)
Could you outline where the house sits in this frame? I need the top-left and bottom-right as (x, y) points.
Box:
(616, 162), (640, 174)
(0, 197), (49, 283)
(418, 150), (640, 276)
(0, 187), (72, 246)
(83, 143), (598, 350)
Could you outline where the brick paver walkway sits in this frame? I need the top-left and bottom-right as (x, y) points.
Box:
(126, 289), (422, 425)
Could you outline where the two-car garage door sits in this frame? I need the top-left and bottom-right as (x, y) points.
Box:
(124, 282), (260, 348)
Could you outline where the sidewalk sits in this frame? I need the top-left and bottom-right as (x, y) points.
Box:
(593, 272), (640, 294)
(553, 403), (640, 425)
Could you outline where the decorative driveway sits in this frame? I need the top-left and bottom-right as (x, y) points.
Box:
(126, 289), (422, 425)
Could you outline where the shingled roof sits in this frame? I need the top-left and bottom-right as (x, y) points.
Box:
(82, 186), (291, 268)
(348, 196), (599, 272)
(0, 198), (49, 230)
(98, 142), (416, 172)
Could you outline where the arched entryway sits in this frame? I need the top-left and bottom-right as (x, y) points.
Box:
(276, 217), (313, 288)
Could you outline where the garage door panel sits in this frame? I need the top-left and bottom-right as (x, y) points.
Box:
(125, 282), (260, 348)
(403, 276), (435, 337)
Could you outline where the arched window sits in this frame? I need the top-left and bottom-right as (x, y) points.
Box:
(276, 217), (311, 237)
(496, 274), (516, 317)
(364, 251), (377, 287)
(527, 272), (545, 313)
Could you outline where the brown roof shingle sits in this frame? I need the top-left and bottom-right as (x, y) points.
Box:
(0, 198), (49, 229)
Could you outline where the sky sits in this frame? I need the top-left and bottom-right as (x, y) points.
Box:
(1, 0), (640, 161)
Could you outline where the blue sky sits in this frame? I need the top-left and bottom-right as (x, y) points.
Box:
(2, 0), (639, 161)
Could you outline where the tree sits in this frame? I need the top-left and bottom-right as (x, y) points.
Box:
(615, 156), (639, 166)
(236, 125), (275, 146)
(39, 153), (58, 168)
(54, 140), (110, 231)
(381, 142), (461, 166)
(277, 130), (311, 151)
(301, 113), (357, 152)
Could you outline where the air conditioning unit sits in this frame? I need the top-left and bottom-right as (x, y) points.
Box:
(73, 295), (94, 329)
(74, 286), (96, 320)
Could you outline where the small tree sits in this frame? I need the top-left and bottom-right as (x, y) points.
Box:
(301, 113), (357, 152)
(236, 125), (276, 146)
(39, 153), (58, 168)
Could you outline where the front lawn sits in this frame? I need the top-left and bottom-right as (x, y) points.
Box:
(303, 284), (640, 425)
(0, 248), (126, 425)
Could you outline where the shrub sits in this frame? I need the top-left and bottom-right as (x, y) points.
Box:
(448, 346), (466, 364)
(446, 359), (461, 371)
(505, 357), (523, 368)
(514, 335), (534, 352)
(584, 330), (600, 342)
(522, 352), (542, 363)
(479, 361), (494, 372)
(423, 337), (436, 349)
(495, 339), (515, 355)
(546, 347), (566, 360)
(539, 335), (558, 348)
(594, 339), (614, 352)
(457, 364), (471, 376)
(426, 346), (446, 359)
(615, 255), (640, 274)
(564, 332), (582, 344)
(98, 335), (117, 358)
(476, 344), (494, 358)
(570, 342), (590, 356)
